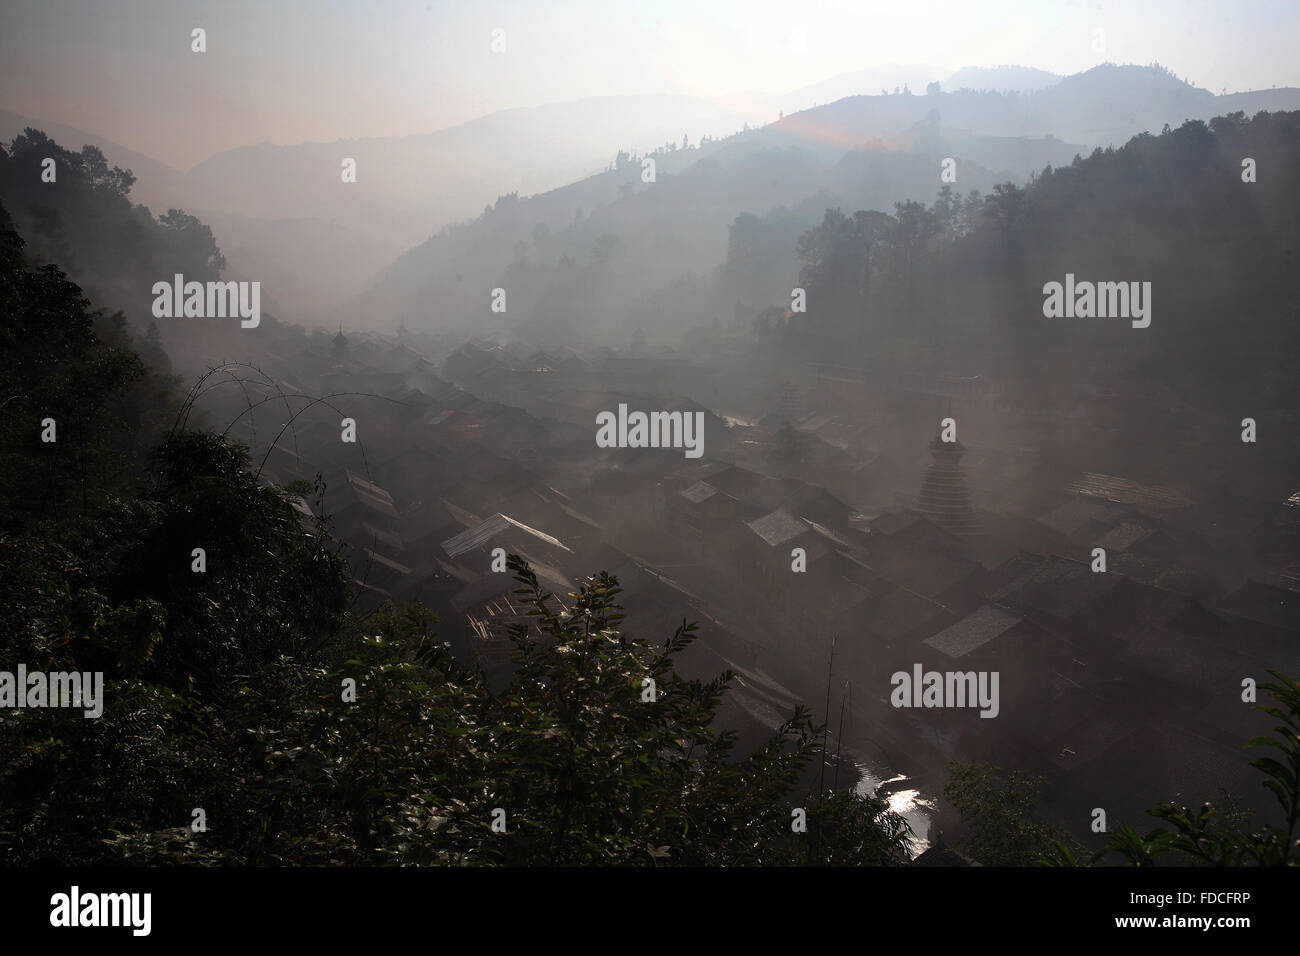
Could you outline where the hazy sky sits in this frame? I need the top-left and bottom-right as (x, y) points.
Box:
(2, 0), (1297, 169)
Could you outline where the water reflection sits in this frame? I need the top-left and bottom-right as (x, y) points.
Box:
(854, 763), (936, 859)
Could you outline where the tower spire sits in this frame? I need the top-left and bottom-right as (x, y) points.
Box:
(915, 429), (982, 536)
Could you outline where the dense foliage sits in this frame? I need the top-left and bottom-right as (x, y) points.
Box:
(2, 114), (1296, 865)
(779, 111), (1300, 348)
(0, 202), (913, 863)
(0, 129), (225, 301)
(944, 672), (1300, 866)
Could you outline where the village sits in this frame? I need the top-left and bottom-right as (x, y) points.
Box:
(173, 314), (1300, 849)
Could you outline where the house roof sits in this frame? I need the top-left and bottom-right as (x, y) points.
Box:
(1068, 473), (1192, 510)
(441, 513), (570, 560)
(992, 553), (1122, 618)
(924, 605), (1023, 659)
(344, 470), (399, 518)
(859, 586), (954, 642)
(1096, 520), (1157, 553)
(1218, 580), (1300, 632)
(362, 549), (412, 576)
(671, 460), (735, 484)
(442, 500), (482, 530)
(911, 846), (979, 866)
(1038, 497), (1129, 537)
(680, 481), (718, 504)
(1085, 577), (1200, 636)
(872, 510), (920, 536)
(360, 521), (405, 554)
(803, 518), (853, 549)
(795, 413), (834, 433)
(1044, 711), (1141, 771)
(745, 508), (809, 547)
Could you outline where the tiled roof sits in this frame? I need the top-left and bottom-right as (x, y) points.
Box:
(1039, 497), (1127, 537)
(745, 508), (808, 547)
(993, 554), (1122, 618)
(441, 513), (570, 560)
(924, 605), (1023, 659)
(1096, 521), (1156, 552)
(1068, 473), (1192, 510)
(345, 470), (399, 518)
(680, 481), (718, 503)
(362, 549), (412, 576)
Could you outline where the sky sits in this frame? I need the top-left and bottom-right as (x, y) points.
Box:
(2, 0), (1298, 170)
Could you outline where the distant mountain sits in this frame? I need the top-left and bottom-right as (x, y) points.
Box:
(182, 94), (755, 248)
(1023, 63), (1215, 144)
(349, 64), (1300, 344)
(763, 64), (1300, 154)
(345, 124), (1028, 343)
(718, 65), (944, 120)
(945, 65), (1062, 94)
(10, 64), (1300, 330)
(5, 95), (756, 324)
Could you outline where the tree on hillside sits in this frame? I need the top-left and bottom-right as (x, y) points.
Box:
(0, 206), (142, 524)
(158, 209), (226, 279)
(981, 181), (1026, 251)
(0, 131), (226, 305)
(891, 199), (936, 319)
(796, 207), (896, 341)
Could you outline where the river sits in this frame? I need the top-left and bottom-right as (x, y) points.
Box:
(853, 758), (938, 859)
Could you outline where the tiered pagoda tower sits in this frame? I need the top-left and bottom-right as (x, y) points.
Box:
(916, 435), (982, 536)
